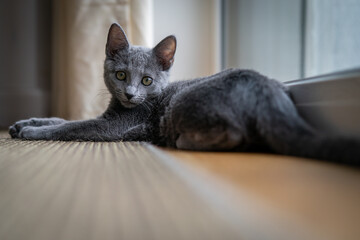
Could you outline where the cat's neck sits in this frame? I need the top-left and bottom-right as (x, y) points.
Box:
(107, 96), (155, 115)
(109, 97), (130, 111)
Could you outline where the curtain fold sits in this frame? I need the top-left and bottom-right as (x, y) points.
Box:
(52, 0), (153, 120)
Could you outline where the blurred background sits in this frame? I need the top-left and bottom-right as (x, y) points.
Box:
(0, 0), (359, 127)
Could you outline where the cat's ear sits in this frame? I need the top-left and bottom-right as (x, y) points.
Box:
(153, 35), (177, 71)
(106, 23), (129, 57)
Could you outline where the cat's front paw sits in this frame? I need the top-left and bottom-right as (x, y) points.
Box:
(9, 125), (20, 138)
(9, 118), (37, 138)
(9, 118), (65, 138)
(18, 126), (51, 140)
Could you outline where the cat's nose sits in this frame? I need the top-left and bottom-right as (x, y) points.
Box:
(125, 93), (134, 100)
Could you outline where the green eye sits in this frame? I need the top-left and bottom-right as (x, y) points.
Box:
(116, 71), (126, 80)
(141, 76), (153, 86)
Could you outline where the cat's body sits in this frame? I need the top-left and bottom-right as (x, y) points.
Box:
(123, 69), (360, 164)
(9, 23), (360, 164)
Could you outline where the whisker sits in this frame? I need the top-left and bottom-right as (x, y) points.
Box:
(142, 101), (155, 113)
(142, 102), (151, 112)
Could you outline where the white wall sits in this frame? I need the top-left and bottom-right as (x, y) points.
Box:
(224, 0), (303, 82)
(154, 0), (220, 81)
(154, 0), (360, 82)
(305, 0), (360, 77)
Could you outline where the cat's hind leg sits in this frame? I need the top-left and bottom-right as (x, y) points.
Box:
(9, 117), (67, 138)
(175, 127), (243, 151)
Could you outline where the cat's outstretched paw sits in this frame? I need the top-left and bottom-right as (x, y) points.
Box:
(9, 118), (39, 138)
(9, 124), (20, 138)
(9, 118), (66, 138)
(17, 126), (51, 140)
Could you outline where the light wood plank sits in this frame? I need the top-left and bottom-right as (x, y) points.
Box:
(166, 149), (360, 240)
(2, 130), (360, 240)
(0, 133), (242, 240)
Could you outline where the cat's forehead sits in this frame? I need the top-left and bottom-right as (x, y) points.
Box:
(114, 46), (154, 70)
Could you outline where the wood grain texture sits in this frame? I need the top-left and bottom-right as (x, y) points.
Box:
(166, 149), (360, 240)
(0, 132), (242, 240)
(1, 131), (360, 240)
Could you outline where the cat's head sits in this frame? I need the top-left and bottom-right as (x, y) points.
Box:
(104, 23), (176, 108)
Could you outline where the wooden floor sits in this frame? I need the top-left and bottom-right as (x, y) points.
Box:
(1, 131), (360, 240)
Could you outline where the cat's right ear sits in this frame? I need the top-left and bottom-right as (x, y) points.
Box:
(153, 35), (177, 71)
(106, 23), (129, 57)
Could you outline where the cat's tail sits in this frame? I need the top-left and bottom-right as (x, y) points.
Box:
(264, 124), (360, 165)
(256, 90), (360, 165)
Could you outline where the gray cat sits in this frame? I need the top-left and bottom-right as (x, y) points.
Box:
(9, 23), (176, 141)
(122, 68), (360, 164)
(9, 23), (360, 165)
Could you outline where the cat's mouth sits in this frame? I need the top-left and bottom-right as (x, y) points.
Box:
(120, 99), (143, 108)
(116, 92), (144, 108)
(122, 101), (138, 108)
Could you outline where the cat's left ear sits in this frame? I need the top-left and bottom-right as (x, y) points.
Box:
(153, 35), (177, 71)
(106, 23), (129, 57)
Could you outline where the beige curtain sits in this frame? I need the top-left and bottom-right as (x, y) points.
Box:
(52, 0), (153, 120)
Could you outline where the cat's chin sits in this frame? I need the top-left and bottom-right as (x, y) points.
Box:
(121, 101), (140, 108)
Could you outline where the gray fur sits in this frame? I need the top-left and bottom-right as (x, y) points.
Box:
(9, 23), (360, 165)
(9, 23), (175, 141)
(123, 69), (360, 165)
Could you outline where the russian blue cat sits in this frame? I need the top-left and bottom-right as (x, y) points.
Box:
(9, 23), (176, 141)
(9, 23), (360, 164)
(123, 69), (360, 164)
